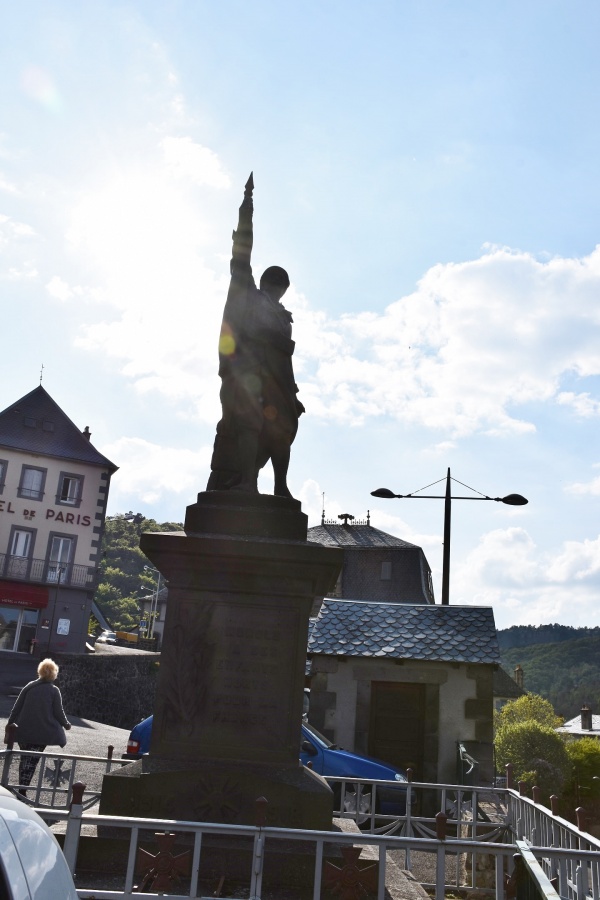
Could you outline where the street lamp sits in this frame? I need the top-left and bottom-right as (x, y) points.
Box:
(143, 565), (162, 640)
(371, 468), (528, 605)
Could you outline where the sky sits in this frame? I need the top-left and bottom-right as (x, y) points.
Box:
(2, 1), (600, 630)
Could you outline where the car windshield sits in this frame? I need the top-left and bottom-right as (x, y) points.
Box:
(303, 721), (335, 749)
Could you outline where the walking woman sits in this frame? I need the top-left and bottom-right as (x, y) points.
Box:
(7, 658), (71, 797)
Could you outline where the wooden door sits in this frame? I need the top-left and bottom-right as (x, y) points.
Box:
(368, 682), (425, 778)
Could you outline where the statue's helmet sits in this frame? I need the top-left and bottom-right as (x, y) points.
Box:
(260, 266), (290, 289)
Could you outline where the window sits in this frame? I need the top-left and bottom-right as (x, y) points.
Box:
(17, 466), (46, 501)
(0, 459), (6, 494)
(47, 535), (74, 583)
(11, 529), (32, 557)
(380, 561), (392, 580)
(7, 527), (35, 578)
(57, 473), (83, 507)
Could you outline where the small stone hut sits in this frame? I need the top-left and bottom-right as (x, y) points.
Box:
(308, 600), (500, 785)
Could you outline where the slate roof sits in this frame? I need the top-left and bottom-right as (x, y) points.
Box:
(308, 600), (500, 665)
(0, 386), (117, 470)
(308, 523), (435, 604)
(557, 714), (600, 737)
(308, 523), (420, 549)
(493, 667), (525, 699)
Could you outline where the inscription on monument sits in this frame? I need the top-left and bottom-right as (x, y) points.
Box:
(208, 607), (291, 741)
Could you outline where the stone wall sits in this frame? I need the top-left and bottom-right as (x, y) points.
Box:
(55, 652), (160, 730)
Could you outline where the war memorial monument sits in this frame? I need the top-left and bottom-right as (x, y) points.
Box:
(99, 176), (343, 830)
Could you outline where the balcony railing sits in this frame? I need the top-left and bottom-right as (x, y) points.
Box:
(0, 553), (96, 589)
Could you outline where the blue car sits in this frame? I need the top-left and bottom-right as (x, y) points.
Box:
(300, 721), (407, 822)
(123, 715), (407, 824)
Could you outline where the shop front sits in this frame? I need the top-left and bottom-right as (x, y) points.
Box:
(0, 582), (48, 653)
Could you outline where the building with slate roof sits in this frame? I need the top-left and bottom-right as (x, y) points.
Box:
(0, 386), (117, 655)
(308, 599), (500, 785)
(308, 514), (434, 610)
(557, 707), (600, 740)
(493, 666), (525, 710)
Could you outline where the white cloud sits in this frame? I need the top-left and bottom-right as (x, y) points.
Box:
(557, 391), (600, 417)
(567, 477), (600, 496)
(290, 244), (600, 436)
(58, 164), (600, 444)
(0, 215), (35, 247)
(101, 437), (212, 505)
(0, 174), (18, 194)
(452, 526), (600, 628)
(160, 137), (231, 189)
(46, 276), (75, 301)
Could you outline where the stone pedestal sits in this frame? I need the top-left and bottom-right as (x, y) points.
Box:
(100, 492), (343, 829)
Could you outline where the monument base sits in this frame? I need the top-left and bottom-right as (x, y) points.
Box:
(100, 755), (333, 831)
(99, 490), (342, 831)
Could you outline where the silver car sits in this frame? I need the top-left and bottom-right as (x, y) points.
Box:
(0, 786), (78, 898)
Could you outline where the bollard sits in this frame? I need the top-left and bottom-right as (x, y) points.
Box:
(1, 724), (18, 790)
(406, 767), (413, 783)
(532, 785), (541, 804)
(518, 781), (527, 797)
(107, 745), (114, 759)
(435, 811), (447, 841)
(71, 782), (85, 808)
(63, 781), (86, 874)
(576, 807), (587, 832)
(550, 795), (559, 815)
(255, 796), (268, 828)
(4, 723), (17, 750)
(505, 763), (514, 790)
(435, 813), (447, 900)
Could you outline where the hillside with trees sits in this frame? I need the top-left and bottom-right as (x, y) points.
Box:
(93, 514), (183, 631)
(499, 626), (600, 719)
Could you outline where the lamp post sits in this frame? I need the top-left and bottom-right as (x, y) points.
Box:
(143, 565), (162, 640)
(371, 468), (528, 605)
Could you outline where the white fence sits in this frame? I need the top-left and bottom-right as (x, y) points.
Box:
(2, 747), (598, 900)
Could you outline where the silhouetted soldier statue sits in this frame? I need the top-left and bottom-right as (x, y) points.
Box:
(206, 174), (304, 498)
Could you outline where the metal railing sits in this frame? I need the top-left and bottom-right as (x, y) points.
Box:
(508, 791), (600, 900)
(41, 792), (600, 900)
(52, 791), (520, 900)
(2, 744), (599, 900)
(0, 743), (129, 810)
(0, 553), (96, 588)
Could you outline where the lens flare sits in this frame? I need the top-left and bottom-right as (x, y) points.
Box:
(218, 333), (236, 355)
(21, 66), (63, 113)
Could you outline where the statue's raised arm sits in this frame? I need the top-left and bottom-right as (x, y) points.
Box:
(206, 175), (304, 498)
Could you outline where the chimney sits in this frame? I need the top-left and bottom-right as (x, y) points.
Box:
(514, 665), (524, 689)
(580, 705), (593, 731)
(82, 426), (92, 441)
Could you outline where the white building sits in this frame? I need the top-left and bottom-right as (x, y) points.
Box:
(0, 386), (117, 655)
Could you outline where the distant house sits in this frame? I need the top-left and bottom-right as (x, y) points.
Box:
(308, 514), (435, 612)
(0, 386), (117, 655)
(308, 600), (500, 785)
(557, 706), (600, 739)
(493, 666), (526, 710)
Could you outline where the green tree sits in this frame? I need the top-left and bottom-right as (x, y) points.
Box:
(495, 721), (570, 799)
(93, 514), (183, 631)
(562, 738), (600, 825)
(495, 693), (563, 733)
